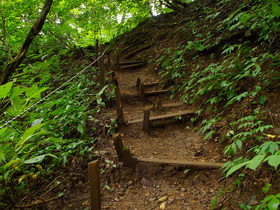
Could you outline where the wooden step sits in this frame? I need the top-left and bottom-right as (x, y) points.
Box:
(145, 89), (170, 96)
(145, 102), (185, 110)
(119, 63), (143, 69)
(119, 61), (143, 65)
(136, 157), (224, 170)
(127, 110), (195, 124)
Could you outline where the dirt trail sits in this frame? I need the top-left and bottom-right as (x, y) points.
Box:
(99, 57), (233, 209)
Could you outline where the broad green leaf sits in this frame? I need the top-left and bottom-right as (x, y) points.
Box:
(15, 124), (45, 149)
(24, 155), (46, 164)
(9, 86), (25, 100)
(0, 151), (5, 163)
(0, 82), (13, 99)
(259, 95), (267, 105)
(272, 2), (280, 17)
(226, 162), (248, 177)
(263, 195), (276, 203)
(264, 155), (280, 170)
(236, 140), (242, 150)
(0, 127), (8, 135)
(246, 155), (265, 170)
(31, 118), (44, 127)
(77, 124), (84, 134)
(267, 197), (280, 210)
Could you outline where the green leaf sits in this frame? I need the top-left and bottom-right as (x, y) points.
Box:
(205, 130), (215, 141)
(227, 88), (235, 100)
(0, 151), (5, 163)
(31, 118), (44, 127)
(0, 82), (13, 99)
(15, 123), (45, 149)
(252, 64), (261, 77)
(272, 2), (280, 17)
(246, 155), (265, 170)
(263, 195), (275, 203)
(259, 95), (267, 105)
(77, 124), (84, 134)
(267, 197), (280, 210)
(264, 155), (280, 170)
(0, 127), (8, 135)
(24, 155), (46, 164)
(226, 162), (248, 177)
(236, 140), (242, 150)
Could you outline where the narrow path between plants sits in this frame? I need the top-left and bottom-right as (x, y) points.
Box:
(100, 55), (231, 209)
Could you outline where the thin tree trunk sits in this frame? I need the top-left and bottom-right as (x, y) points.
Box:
(1, 14), (12, 60)
(0, 0), (53, 85)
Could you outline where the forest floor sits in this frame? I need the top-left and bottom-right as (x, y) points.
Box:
(36, 2), (277, 209)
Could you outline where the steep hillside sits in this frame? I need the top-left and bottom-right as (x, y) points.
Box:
(1, 0), (280, 209)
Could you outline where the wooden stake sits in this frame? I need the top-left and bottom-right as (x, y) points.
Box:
(156, 98), (163, 110)
(143, 109), (150, 132)
(113, 133), (135, 168)
(99, 45), (105, 101)
(95, 39), (99, 68)
(88, 160), (101, 210)
(115, 87), (125, 125)
(108, 53), (111, 72)
(136, 77), (141, 87)
(139, 82), (145, 102)
(99, 45), (105, 88)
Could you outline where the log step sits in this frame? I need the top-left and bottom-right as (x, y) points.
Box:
(119, 63), (143, 69)
(136, 157), (224, 170)
(128, 110), (195, 124)
(145, 102), (185, 109)
(119, 61), (143, 65)
(145, 89), (170, 96)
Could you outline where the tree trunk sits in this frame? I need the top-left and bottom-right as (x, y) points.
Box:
(1, 14), (12, 60)
(0, 0), (53, 85)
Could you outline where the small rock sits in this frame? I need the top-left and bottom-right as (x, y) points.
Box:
(128, 180), (133, 186)
(141, 178), (153, 187)
(181, 188), (186, 192)
(123, 184), (128, 189)
(119, 188), (126, 193)
(149, 197), (156, 201)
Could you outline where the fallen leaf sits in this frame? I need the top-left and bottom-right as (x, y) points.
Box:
(158, 196), (168, 202)
(160, 202), (166, 209)
(145, 192), (150, 197)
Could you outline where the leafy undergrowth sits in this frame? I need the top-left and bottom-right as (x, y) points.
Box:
(0, 48), (116, 208)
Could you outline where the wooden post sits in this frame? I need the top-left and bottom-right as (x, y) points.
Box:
(143, 109), (150, 132)
(95, 39), (99, 68)
(99, 45), (105, 88)
(113, 133), (135, 169)
(139, 82), (145, 102)
(88, 160), (101, 210)
(116, 54), (120, 66)
(99, 45), (105, 101)
(156, 98), (163, 110)
(108, 53), (111, 72)
(115, 87), (125, 125)
(136, 77), (141, 87)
